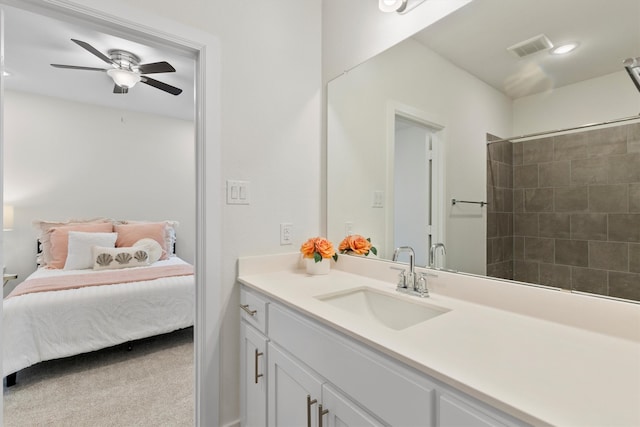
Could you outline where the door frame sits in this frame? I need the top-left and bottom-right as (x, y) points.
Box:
(385, 101), (445, 261)
(0, 1), (222, 425)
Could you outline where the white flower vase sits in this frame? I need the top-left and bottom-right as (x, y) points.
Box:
(305, 258), (330, 275)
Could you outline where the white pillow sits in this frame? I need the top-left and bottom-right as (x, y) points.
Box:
(64, 231), (118, 270)
(133, 238), (163, 264)
(92, 246), (151, 270)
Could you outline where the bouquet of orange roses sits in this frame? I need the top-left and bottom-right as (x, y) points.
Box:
(300, 237), (338, 263)
(338, 234), (377, 256)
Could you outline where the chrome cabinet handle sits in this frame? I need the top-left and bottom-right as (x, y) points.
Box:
(318, 404), (329, 427)
(306, 395), (317, 427)
(240, 304), (257, 316)
(254, 349), (263, 384)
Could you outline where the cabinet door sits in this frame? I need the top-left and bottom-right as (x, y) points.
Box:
(240, 321), (268, 427)
(439, 393), (514, 427)
(321, 384), (386, 427)
(268, 343), (323, 427)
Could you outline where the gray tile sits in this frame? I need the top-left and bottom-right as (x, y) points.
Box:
(608, 272), (640, 301)
(539, 161), (570, 187)
(514, 260), (539, 284)
(554, 132), (588, 161)
(608, 153), (640, 184)
(487, 184), (495, 213)
(587, 126), (627, 157)
(523, 137), (554, 164)
(608, 214), (640, 243)
(589, 241), (629, 271)
(514, 164), (538, 188)
(498, 162), (512, 189)
(486, 261), (514, 281)
(630, 184), (640, 212)
(539, 263), (571, 289)
(491, 185), (504, 212)
(524, 188), (554, 212)
(555, 239), (588, 267)
(524, 237), (554, 263)
(512, 142), (523, 165)
(514, 213), (538, 236)
(630, 244), (640, 274)
(571, 267), (607, 295)
(570, 157), (608, 185)
(539, 213), (570, 238)
(588, 184), (628, 213)
(503, 142), (513, 166)
(487, 212), (497, 238)
(570, 214), (607, 241)
(487, 141), (503, 163)
(627, 123), (640, 154)
(513, 236), (524, 260)
(513, 189), (524, 213)
(488, 238), (503, 264)
(496, 213), (513, 237)
(554, 186), (588, 212)
(502, 236), (513, 261)
(502, 188), (513, 213)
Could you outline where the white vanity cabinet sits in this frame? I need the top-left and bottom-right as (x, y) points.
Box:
(239, 288), (270, 427)
(268, 342), (383, 427)
(240, 285), (530, 427)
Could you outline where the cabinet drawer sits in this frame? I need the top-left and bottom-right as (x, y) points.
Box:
(269, 302), (435, 426)
(240, 287), (269, 333)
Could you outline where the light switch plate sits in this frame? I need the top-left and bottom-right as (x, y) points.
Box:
(280, 223), (293, 245)
(226, 180), (250, 205)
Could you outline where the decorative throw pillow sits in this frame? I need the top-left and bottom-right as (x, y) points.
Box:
(33, 218), (113, 266)
(92, 246), (151, 270)
(133, 238), (163, 264)
(114, 222), (170, 259)
(48, 222), (115, 269)
(64, 231), (118, 270)
(115, 220), (178, 256)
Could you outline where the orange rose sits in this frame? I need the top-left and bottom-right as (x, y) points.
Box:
(300, 238), (316, 259)
(301, 237), (337, 262)
(314, 237), (336, 259)
(339, 235), (376, 256)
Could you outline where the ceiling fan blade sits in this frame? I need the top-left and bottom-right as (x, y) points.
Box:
(140, 76), (183, 96)
(113, 85), (128, 94)
(51, 64), (107, 72)
(138, 61), (176, 74)
(71, 39), (114, 65)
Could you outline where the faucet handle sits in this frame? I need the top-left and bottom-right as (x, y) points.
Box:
(390, 266), (407, 288)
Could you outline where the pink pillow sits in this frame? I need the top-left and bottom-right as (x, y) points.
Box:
(114, 222), (168, 260)
(48, 222), (114, 269)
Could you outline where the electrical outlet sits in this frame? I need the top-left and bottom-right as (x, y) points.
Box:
(372, 190), (384, 208)
(345, 221), (354, 236)
(280, 223), (293, 245)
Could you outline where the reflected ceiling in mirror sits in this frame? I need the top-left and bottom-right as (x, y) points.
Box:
(327, 0), (640, 302)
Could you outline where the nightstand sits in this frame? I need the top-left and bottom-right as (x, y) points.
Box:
(3, 273), (18, 287)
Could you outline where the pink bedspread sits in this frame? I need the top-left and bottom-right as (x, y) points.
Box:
(7, 264), (194, 299)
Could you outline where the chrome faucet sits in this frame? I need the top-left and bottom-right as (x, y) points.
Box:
(392, 246), (433, 297)
(429, 243), (446, 269)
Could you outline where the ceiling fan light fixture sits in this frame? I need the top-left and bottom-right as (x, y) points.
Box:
(107, 68), (141, 88)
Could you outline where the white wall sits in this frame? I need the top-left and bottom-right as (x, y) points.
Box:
(513, 71), (640, 135)
(327, 38), (512, 275)
(3, 90), (195, 295)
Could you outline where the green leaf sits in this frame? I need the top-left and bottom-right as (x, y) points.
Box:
(370, 247), (377, 256)
(332, 253), (338, 262)
(367, 237), (371, 242)
(313, 252), (322, 263)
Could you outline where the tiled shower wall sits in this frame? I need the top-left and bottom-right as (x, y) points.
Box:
(487, 122), (640, 301)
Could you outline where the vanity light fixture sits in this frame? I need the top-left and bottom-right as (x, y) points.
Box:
(550, 42), (578, 55)
(106, 68), (141, 89)
(623, 57), (640, 92)
(379, 0), (426, 14)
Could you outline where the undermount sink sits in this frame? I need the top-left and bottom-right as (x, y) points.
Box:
(316, 287), (449, 330)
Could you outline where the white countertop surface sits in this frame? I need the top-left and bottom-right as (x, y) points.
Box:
(238, 257), (640, 427)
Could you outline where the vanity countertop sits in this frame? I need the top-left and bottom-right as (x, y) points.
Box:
(238, 254), (640, 427)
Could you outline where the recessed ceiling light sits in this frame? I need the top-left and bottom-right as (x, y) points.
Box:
(2, 71), (10, 77)
(551, 43), (579, 55)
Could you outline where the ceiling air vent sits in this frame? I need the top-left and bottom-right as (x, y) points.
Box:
(507, 34), (553, 58)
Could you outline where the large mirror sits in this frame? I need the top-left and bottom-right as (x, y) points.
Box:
(328, 0), (640, 302)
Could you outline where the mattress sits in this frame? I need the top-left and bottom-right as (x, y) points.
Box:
(3, 257), (195, 377)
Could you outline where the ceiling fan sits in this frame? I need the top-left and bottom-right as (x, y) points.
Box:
(51, 39), (183, 96)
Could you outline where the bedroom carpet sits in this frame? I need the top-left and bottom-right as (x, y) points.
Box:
(3, 327), (194, 426)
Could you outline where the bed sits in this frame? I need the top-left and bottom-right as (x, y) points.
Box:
(2, 219), (195, 385)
